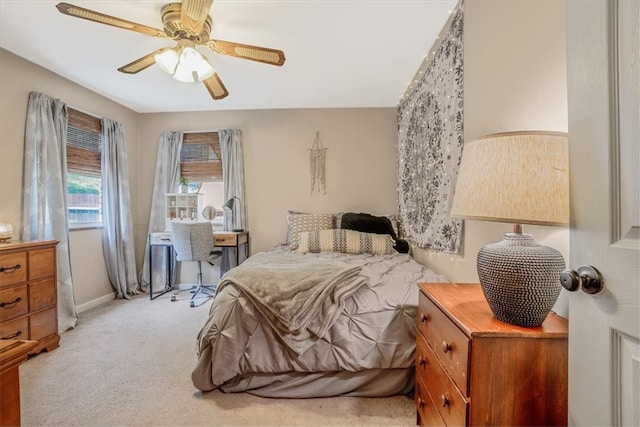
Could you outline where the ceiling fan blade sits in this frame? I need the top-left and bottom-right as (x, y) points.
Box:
(56, 2), (167, 38)
(118, 48), (171, 74)
(203, 73), (229, 100)
(207, 39), (286, 66)
(181, 0), (213, 35)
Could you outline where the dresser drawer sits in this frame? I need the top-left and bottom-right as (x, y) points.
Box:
(29, 278), (56, 312)
(0, 285), (28, 322)
(29, 248), (56, 280)
(0, 252), (27, 287)
(422, 338), (468, 426)
(0, 316), (29, 340)
(29, 307), (57, 341)
(415, 375), (446, 427)
(418, 291), (470, 395)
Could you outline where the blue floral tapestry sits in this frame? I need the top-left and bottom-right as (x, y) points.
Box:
(397, 5), (464, 254)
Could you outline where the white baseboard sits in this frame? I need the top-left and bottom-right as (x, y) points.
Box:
(76, 293), (116, 313)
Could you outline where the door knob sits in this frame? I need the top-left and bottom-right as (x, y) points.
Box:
(560, 265), (604, 294)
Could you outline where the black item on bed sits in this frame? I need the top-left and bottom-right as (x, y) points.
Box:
(341, 212), (409, 253)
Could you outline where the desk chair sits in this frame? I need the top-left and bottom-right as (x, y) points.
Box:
(171, 222), (222, 307)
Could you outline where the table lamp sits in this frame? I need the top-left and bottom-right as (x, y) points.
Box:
(450, 131), (569, 327)
(223, 196), (244, 232)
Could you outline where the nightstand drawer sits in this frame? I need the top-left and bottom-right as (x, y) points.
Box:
(421, 336), (468, 426)
(418, 290), (470, 395)
(415, 375), (446, 427)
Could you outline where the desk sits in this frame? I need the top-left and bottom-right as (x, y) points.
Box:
(148, 230), (249, 300)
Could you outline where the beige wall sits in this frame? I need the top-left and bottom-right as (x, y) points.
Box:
(137, 108), (399, 260)
(413, 0), (570, 315)
(0, 48), (140, 310)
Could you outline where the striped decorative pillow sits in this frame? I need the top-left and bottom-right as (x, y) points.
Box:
(287, 213), (334, 250)
(295, 229), (396, 255)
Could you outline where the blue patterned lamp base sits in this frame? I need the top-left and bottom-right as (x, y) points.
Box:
(477, 233), (565, 327)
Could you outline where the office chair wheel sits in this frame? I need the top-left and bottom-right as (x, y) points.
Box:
(190, 300), (195, 308)
(171, 295), (177, 302)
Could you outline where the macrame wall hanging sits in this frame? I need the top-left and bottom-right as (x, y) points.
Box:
(309, 131), (327, 195)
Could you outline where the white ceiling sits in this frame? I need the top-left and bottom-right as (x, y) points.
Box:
(0, 0), (458, 113)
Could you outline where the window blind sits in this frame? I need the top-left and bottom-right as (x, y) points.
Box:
(181, 131), (222, 182)
(67, 108), (102, 176)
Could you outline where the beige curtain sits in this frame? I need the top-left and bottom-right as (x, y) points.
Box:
(219, 129), (246, 273)
(22, 91), (78, 332)
(139, 131), (183, 294)
(101, 118), (139, 298)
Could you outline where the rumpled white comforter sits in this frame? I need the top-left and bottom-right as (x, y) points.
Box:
(191, 246), (448, 394)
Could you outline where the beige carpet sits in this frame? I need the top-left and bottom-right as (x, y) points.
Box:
(19, 289), (416, 426)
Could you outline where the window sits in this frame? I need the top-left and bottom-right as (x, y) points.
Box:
(180, 132), (224, 227)
(66, 108), (102, 228)
(180, 132), (222, 182)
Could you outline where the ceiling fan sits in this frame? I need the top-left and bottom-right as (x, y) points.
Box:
(56, 1), (286, 100)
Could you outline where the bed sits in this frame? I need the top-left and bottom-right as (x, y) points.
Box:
(191, 212), (448, 398)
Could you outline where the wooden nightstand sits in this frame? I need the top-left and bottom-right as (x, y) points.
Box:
(415, 283), (568, 426)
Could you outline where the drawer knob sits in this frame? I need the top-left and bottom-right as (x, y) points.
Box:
(441, 340), (452, 353)
(440, 393), (450, 407)
(418, 356), (427, 367)
(418, 398), (425, 409)
(0, 296), (22, 308)
(420, 313), (430, 323)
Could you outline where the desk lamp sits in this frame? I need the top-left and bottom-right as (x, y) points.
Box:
(451, 131), (569, 327)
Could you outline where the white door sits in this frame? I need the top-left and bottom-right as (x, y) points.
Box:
(565, 1), (639, 426)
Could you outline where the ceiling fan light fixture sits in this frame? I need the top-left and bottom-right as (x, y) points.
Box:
(179, 47), (215, 81)
(156, 46), (215, 83)
(154, 49), (179, 75)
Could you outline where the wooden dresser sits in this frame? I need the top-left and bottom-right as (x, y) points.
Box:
(0, 240), (59, 355)
(415, 283), (568, 426)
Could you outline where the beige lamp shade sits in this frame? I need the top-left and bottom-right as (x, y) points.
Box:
(451, 131), (569, 227)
